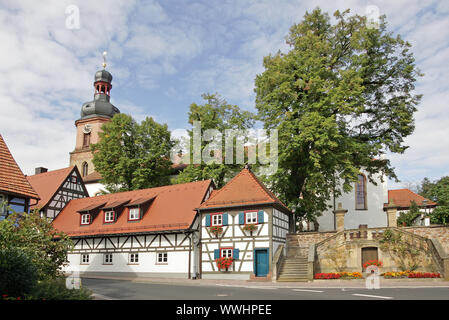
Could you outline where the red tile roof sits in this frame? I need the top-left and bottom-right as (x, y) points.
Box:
(0, 134), (39, 199)
(83, 171), (102, 183)
(388, 189), (437, 208)
(27, 166), (76, 210)
(199, 167), (291, 213)
(52, 179), (212, 237)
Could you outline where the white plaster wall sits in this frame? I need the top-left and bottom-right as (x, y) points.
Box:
(84, 182), (105, 197)
(316, 171), (388, 231)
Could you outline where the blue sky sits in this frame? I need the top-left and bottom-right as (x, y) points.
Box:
(0, 0), (448, 190)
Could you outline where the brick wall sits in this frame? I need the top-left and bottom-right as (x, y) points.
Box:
(287, 231), (336, 247)
(403, 225), (449, 254)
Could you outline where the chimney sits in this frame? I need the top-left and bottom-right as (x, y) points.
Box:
(35, 167), (48, 175)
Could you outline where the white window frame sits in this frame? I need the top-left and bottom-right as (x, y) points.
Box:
(81, 214), (91, 225)
(221, 248), (233, 258)
(129, 207), (140, 221)
(104, 210), (115, 223)
(129, 253), (139, 264)
(81, 254), (89, 264)
(245, 211), (258, 224)
(157, 252), (168, 264)
(103, 253), (113, 264)
(212, 213), (223, 226)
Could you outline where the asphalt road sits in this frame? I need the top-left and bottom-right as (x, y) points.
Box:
(82, 278), (449, 300)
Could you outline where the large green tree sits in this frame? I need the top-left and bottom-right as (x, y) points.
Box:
(174, 93), (255, 188)
(92, 114), (174, 192)
(254, 8), (422, 221)
(418, 176), (449, 225)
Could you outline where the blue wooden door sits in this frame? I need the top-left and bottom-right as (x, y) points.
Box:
(255, 249), (269, 277)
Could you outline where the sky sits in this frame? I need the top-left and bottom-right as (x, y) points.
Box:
(0, 0), (448, 190)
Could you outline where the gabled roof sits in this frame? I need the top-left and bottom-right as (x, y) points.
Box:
(0, 134), (39, 200)
(83, 171), (102, 184)
(27, 166), (77, 210)
(387, 189), (437, 209)
(199, 167), (291, 214)
(52, 179), (212, 237)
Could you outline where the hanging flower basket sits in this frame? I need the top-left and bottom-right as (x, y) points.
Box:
(210, 225), (223, 237)
(242, 224), (257, 234)
(216, 257), (233, 271)
(363, 260), (383, 270)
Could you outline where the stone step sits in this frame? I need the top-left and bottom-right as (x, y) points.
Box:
(277, 277), (309, 282)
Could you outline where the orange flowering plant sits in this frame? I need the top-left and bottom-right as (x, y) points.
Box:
(216, 257), (234, 270)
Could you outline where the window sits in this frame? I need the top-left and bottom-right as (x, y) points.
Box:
(0, 194), (6, 220)
(81, 254), (89, 264)
(81, 214), (91, 225)
(221, 248), (233, 258)
(70, 175), (78, 184)
(212, 213), (223, 226)
(356, 174), (367, 210)
(83, 133), (91, 148)
(129, 253), (139, 264)
(245, 211), (258, 224)
(82, 162), (88, 177)
(104, 254), (113, 264)
(104, 210), (115, 223)
(157, 252), (168, 264)
(129, 207), (140, 221)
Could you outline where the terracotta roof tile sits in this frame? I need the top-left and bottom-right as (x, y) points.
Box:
(83, 171), (102, 183)
(0, 134), (39, 199)
(52, 179), (212, 237)
(388, 189), (437, 208)
(27, 166), (76, 209)
(199, 167), (291, 213)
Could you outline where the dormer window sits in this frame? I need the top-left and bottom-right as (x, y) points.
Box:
(81, 214), (91, 225)
(104, 210), (115, 223)
(129, 207), (140, 221)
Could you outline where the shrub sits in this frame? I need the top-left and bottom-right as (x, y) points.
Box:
(314, 273), (341, 279)
(27, 278), (93, 300)
(0, 247), (38, 298)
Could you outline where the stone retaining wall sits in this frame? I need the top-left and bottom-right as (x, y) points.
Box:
(403, 225), (449, 254)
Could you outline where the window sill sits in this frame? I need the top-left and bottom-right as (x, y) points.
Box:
(156, 263), (168, 265)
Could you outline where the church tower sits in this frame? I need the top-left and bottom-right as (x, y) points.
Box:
(69, 54), (120, 178)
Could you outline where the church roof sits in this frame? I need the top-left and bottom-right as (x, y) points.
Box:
(52, 179), (212, 237)
(27, 166), (77, 210)
(0, 134), (39, 200)
(199, 166), (291, 214)
(387, 189), (437, 209)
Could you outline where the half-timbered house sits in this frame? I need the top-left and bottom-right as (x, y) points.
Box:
(0, 134), (40, 220)
(27, 166), (89, 220)
(52, 179), (214, 278)
(196, 166), (293, 280)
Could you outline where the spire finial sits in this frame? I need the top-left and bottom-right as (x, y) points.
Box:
(102, 51), (107, 69)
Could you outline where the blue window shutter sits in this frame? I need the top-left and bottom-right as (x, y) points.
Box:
(205, 214), (211, 227)
(214, 249), (220, 259)
(258, 210), (264, 224)
(222, 213), (228, 226)
(239, 212), (245, 225)
(233, 248), (239, 259)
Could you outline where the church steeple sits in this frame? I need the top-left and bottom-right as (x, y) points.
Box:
(79, 52), (120, 120)
(70, 52), (121, 178)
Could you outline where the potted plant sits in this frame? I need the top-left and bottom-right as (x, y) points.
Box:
(216, 257), (234, 272)
(363, 259), (383, 270)
(209, 225), (223, 237)
(242, 224), (257, 236)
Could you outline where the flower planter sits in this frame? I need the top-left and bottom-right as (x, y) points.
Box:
(242, 224), (258, 236)
(209, 226), (223, 238)
(216, 257), (233, 271)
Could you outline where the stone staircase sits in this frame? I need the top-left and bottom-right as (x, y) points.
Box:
(276, 245), (310, 282)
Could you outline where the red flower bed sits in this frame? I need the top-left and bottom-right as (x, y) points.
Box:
(314, 273), (342, 279)
(407, 272), (440, 278)
(363, 260), (383, 269)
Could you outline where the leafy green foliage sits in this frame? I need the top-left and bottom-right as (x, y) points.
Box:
(418, 176), (449, 225)
(0, 247), (38, 297)
(27, 278), (92, 300)
(397, 200), (421, 226)
(174, 93), (255, 188)
(0, 211), (73, 280)
(92, 113), (175, 192)
(379, 229), (422, 271)
(254, 8), (422, 220)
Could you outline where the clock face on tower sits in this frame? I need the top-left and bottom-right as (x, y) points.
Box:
(83, 124), (92, 134)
